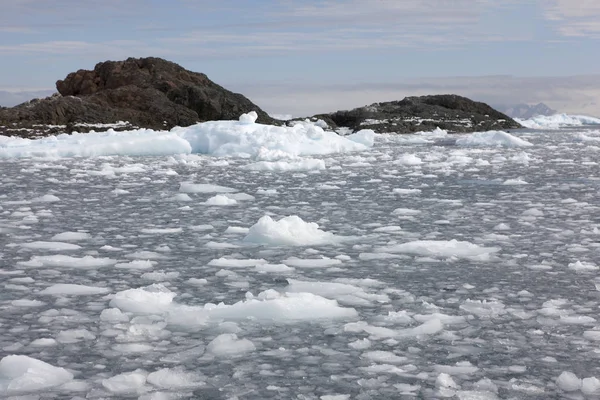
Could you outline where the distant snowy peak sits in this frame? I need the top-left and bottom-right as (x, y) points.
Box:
(499, 103), (556, 119)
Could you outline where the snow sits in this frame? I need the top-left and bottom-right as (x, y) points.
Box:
(0, 355), (73, 395)
(243, 215), (342, 246)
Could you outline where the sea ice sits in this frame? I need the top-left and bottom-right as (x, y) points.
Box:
(243, 215), (341, 246)
(456, 131), (532, 147)
(0, 355), (74, 395)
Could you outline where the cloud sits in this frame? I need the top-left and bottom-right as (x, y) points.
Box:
(230, 75), (600, 118)
(162, 1), (529, 54)
(544, 0), (600, 37)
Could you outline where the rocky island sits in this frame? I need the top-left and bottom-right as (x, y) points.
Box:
(0, 57), (521, 137)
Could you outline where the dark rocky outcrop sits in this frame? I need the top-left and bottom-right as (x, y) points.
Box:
(312, 95), (522, 134)
(0, 57), (274, 136)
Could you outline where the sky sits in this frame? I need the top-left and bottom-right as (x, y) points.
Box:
(1, 0), (599, 117)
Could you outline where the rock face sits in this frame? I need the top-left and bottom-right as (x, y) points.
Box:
(314, 95), (522, 134)
(0, 57), (273, 135)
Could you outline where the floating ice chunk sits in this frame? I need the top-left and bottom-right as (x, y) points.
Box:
(0, 129), (192, 159)
(436, 372), (459, 388)
(18, 255), (117, 269)
(243, 215), (340, 246)
(39, 283), (110, 296)
(204, 195), (238, 206)
(110, 284), (176, 314)
(517, 113), (600, 129)
(125, 251), (165, 259)
(32, 194), (61, 203)
(56, 329), (96, 344)
(392, 188), (421, 195)
(321, 395), (350, 400)
(115, 260), (156, 270)
(286, 280), (388, 305)
(394, 154), (422, 165)
(19, 241), (81, 251)
(179, 182), (237, 193)
(460, 299), (505, 318)
(208, 258), (267, 268)
(282, 257), (342, 268)
(395, 319), (444, 337)
(559, 315), (596, 325)
(140, 227), (183, 234)
(255, 263), (294, 273)
(456, 131), (532, 147)
(582, 377), (600, 396)
(198, 290), (358, 322)
(102, 370), (148, 394)
(435, 361), (479, 375)
(556, 371), (582, 392)
(146, 368), (204, 389)
(0, 355), (73, 395)
(206, 334), (255, 357)
(392, 208), (421, 216)
(224, 226), (250, 234)
(568, 260), (598, 272)
(50, 231), (91, 241)
(246, 158), (326, 171)
(175, 117), (373, 160)
(378, 240), (500, 260)
(141, 271), (180, 281)
(11, 299), (45, 307)
(503, 178), (528, 185)
(29, 338), (57, 347)
(100, 308), (130, 322)
(349, 338), (371, 350)
(363, 350), (407, 364)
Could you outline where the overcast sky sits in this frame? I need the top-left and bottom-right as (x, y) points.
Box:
(1, 0), (599, 116)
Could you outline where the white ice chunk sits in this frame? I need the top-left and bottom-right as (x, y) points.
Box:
(247, 159), (326, 171)
(243, 215), (341, 246)
(282, 257), (342, 268)
(39, 283), (110, 296)
(456, 131), (532, 147)
(146, 368), (204, 389)
(19, 241), (81, 251)
(206, 334), (255, 357)
(0, 355), (73, 395)
(204, 195), (238, 206)
(50, 231), (91, 241)
(110, 284), (176, 314)
(179, 182), (237, 193)
(378, 240), (500, 260)
(18, 255), (117, 269)
(556, 371), (582, 392)
(102, 370), (148, 394)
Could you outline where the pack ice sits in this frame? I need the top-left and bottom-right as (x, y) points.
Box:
(2, 114), (600, 398)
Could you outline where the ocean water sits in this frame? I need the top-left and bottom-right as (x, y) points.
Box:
(1, 126), (600, 399)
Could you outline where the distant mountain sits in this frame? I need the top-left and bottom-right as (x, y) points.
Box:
(498, 103), (557, 119)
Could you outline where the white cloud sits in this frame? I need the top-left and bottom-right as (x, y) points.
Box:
(544, 0), (600, 37)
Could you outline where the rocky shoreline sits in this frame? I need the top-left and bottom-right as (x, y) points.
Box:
(0, 57), (521, 138)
